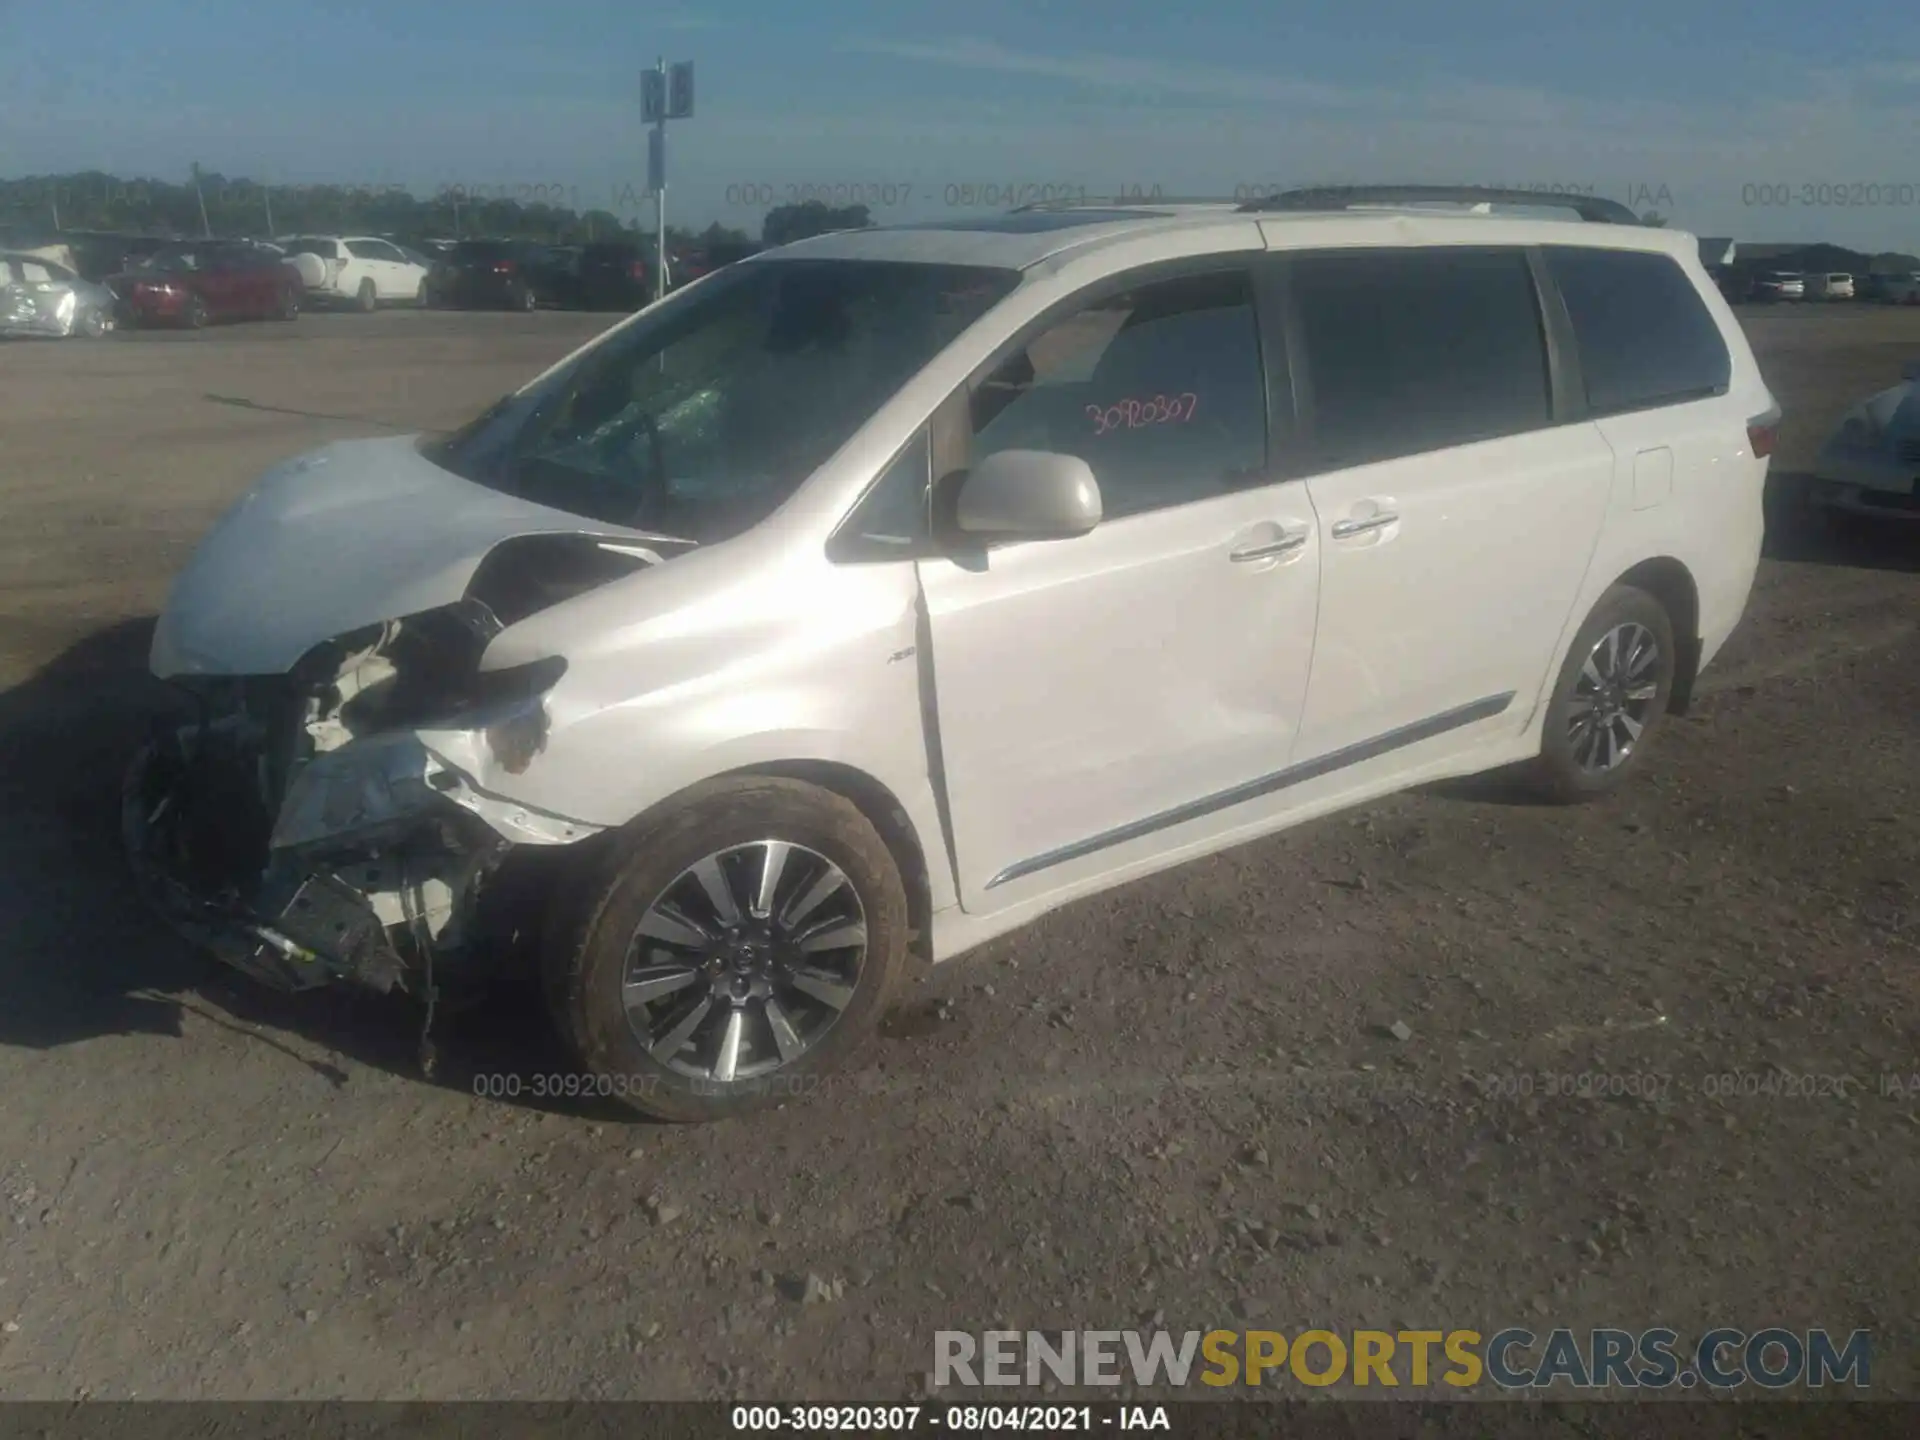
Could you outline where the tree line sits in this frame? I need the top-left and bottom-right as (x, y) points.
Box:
(0, 171), (872, 251)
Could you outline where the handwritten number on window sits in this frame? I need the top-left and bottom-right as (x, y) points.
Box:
(1086, 393), (1199, 436)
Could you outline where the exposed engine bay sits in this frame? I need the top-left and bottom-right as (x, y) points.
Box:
(123, 532), (668, 1011)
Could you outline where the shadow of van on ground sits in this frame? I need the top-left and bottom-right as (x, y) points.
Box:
(0, 616), (627, 1119)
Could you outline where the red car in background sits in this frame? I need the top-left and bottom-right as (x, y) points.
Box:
(110, 242), (303, 328)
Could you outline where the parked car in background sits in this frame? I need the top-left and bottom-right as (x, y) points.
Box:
(276, 236), (431, 311)
(1806, 272), (1855, 300)
(1, 252), (116, 337)
(1808, 359), (1920, 526)
(110, 242), (303, 328)
(62, 233), (173, 283)
(1874, 273), (1920, 305)
(1749, 271), (1806, 302)
(539, 241), (652, 310)
(423, 239), (561, 310)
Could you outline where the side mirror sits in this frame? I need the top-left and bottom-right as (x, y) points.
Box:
(949, 450), (1102, 543)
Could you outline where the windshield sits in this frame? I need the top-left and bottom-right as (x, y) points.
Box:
(422, 257), (1019, 542)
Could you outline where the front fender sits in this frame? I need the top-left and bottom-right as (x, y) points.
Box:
(439, 558), (957, 913)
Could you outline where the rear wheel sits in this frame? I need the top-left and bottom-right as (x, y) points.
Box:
(416, 277), (431, 308)
(1524, 585), (1676, 804)
(183, 295), (208, 330)
(78, 308), (111, 338)
(516, 283), (537, 312)
(355, 278), (377, 313)
(545, 776), (911, 1123)
(275, 286), (300, 321)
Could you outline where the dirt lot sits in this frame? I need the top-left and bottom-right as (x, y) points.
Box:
(0, 305), (1914, 1403)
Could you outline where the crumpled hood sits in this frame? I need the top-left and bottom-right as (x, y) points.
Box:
(152, 435), (678, 677)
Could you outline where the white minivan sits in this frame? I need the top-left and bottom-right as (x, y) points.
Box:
(128, 188), (1778, 1121)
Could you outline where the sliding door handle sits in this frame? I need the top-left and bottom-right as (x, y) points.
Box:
(1230, 533), (1309, 562)
(1331, 512), (1398, 539)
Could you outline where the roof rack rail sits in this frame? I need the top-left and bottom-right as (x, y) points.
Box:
(1237, 185), (1641, 225)
(1007, 195), (1237, 213)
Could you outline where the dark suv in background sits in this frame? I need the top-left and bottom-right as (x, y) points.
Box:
(423, 239), (562, 311)
(527, 241), (655, 311)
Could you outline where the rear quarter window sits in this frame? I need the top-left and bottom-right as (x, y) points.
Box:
(1544, 248), (1732, 417)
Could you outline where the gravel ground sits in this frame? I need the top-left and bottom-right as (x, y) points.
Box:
(0, 305), (1914, 1402)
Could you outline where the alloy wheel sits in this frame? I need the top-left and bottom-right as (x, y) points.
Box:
(621, 840), (867, 1083)
(1568, 621), (1661, 774)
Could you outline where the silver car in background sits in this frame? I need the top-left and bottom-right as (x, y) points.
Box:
(1, 251), (116, 338)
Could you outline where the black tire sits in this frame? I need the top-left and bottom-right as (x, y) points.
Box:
(1525, 584), (1677, 804)
(355, 278), (378, 313)
(275, 286), (300, 321)
(544, 776), (911, 1123)
(416, 278), (431, 308)
(516, 283), (537, 312)
(183, 295), (208, 330)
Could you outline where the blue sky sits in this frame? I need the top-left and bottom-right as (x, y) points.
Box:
(5, 0), (1920, 248)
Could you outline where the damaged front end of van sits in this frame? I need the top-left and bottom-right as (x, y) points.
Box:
(122, 437), (685, 1022)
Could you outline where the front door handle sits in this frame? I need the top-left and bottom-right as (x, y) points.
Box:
(1230, 533), (1309, 562)
(1330, 511), (1398, 539)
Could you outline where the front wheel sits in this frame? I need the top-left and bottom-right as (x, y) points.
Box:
(183, 295), (208, 330)
(1524, 585), (1676, 804)
(275, 287), (300, 321)
(516, 283), (537, 312)
(544, 776), (911, 1122)
(355, 278), (377, 313)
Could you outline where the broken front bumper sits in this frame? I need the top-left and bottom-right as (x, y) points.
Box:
(123, 708), (600, 995)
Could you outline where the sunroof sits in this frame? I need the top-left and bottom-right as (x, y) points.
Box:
(894, 209), (1176, 234)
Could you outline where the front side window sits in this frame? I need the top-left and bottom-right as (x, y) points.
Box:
(1545, 247), (1731, 416)
(1292, 247), (1551, 469)
(425, 259), (1018, 543)
(967, 268), (1268, 521)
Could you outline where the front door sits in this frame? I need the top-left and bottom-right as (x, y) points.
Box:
(917, 262), (1325, 914)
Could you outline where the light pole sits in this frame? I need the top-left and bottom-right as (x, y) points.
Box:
(643, 56), (694, 304)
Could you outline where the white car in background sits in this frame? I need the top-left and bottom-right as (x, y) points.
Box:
(1809, 359), (1920, 524)
(276, 235), (430, 311)
(1807, 272), (1854, 301)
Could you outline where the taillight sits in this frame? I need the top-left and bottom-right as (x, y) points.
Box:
(1747, 410), (1781, 458)
(629, 259), (646, 280)
(493, 261), (515, 274)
